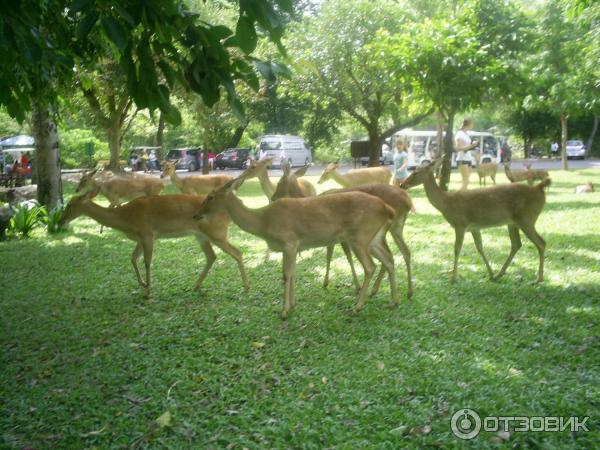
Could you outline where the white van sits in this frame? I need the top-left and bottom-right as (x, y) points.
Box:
(257, 135), (312, 168)
(392, 129), (501, 168)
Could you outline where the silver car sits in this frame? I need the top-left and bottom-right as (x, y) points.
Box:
(566, 140), (586, 159)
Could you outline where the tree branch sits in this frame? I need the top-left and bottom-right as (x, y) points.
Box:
(81, 88), (110, 128)
(380, 108), (435, 140)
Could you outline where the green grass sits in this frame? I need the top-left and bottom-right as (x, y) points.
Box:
(1, 169), (599, 449)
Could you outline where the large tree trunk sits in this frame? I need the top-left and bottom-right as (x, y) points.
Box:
(435, 111), (444, 158)
(228, 124), (248, 149)
(202, 132), (210, 174)
(586, 115), (598, 158)
(560, 113), (569, 170)
(107, 121), (121, 171)
(438, 111), (455, 191)
(155, 112), (165, 162)
(523, 135), (532, 159)
(32, 102), (62, 208)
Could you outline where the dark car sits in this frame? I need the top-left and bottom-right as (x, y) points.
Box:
(215, 148), (252, 170)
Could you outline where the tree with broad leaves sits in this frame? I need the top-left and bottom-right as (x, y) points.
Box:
(0, 0), (292, 207)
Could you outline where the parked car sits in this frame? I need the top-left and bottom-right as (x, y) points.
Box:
(566, 140), (586, 159)
(257, 135), (312, 168)
(360, 144), (393, 166)
(215, 148), (253, 170)
(165, 148), (202, 171)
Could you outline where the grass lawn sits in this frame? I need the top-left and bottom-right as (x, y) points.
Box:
(1, 168), (599, 449)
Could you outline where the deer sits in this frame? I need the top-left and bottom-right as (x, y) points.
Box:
(400, 158), (549, 283)
(76, 168), (165, 207)
(318, 162), (391, 187)
(194, 174), (399, 319)
(474, 154), (497, 187)
(161, 160), (233, 195)
(58, 191), (249, 297)
(504, 163), (549, 186)
(575, 182), (594, 194)
(243, 158), (316, 201)
(272, 163), (413, 299)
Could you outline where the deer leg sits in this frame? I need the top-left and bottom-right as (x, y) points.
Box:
(131, 241), (146, 289)
(141, 236), (154, 297)
(350, 244), (376, 313)
(518, 222), (545, 283)
(369, 265), (386, 298)
(471, 230), (494, 279)
(281, 245), (298, 319)
(341, 242), (360, 291)
(451, 227), (465, 283)
(391, 218), (413, 299)
(211, 237), (249, 291)
(491, 173), (496, 185)
(323, 245), (334, 288)
(194, 237), (216, 290)
(493, 225), (522, 281)
(369, 235), (398, 308)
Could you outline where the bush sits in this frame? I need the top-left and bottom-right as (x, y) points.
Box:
(59, 128), (109, 169)
(9, 204), (45, 238)
(43, 204), (68, 234)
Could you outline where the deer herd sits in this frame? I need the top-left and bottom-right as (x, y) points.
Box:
(60, 159), (553, 318)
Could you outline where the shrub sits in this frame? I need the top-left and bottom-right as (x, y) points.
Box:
(43, 204), (68, 234)
(9, 205), (45, 238)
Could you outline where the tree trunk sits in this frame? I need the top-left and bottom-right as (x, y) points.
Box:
(31, 102), (62, 208)
(155, 112), (165, 162)
(438, 111), (455, 191)
(202, 132), (210, 174)
(228, 124), (248, 149)
(560, 113), (569, 170)
(586, 115), (598, 158)
(435, 110), (444, 158)
(523, 136), (532, 159)
(367, 127), (382, 167)
(107, 121), (121, 171)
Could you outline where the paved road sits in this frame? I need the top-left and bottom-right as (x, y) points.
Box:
(171, 158), (600, 178)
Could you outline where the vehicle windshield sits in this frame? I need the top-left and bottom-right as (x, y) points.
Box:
(166, 150), (181, 159)
(567, 140), (583, 146)
(260, 140), (281, 150)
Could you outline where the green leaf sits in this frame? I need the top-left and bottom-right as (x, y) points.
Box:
(77, 12), (99, 40)
(209, 25), (233, 41)
(72, 0), (93, 13)
(155, 411), (171, 428)
(101, 17), (129, 53)
(236, 16), (257, 54)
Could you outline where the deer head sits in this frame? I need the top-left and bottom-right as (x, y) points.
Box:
(271, 163), (311, 201)
(75, 168), (99, 193)
(160, 160), (178, 178)
(194, 175), (246, 221)
(318, 162), (340, 184)
(58, 190), (97, 227)
(243, 157), (273, 180)
(400, 158), (442, 189)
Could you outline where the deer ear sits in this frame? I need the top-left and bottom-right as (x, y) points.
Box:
(282, 162), (291, 176)
(294, 165), (310, 177)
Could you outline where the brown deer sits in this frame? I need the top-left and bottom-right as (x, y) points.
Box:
(575, 182), (594, 194)
(272, 164), (413, 299)
(401, 159), (549, 283)
(244, 158), (316, 201)
(194, 174), (399, 318)
(58, 191), (249, 297)
(475, 154), (497, 186)
(318, 162), (391, 187)
(161, 160), (232, 195)
(504, 163), (549, 186)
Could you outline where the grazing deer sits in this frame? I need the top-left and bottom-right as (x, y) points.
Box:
(76, 168), (165, 207)
(58, 191), (249, 297)
(575, 182), (594, 194)
(475, 154), (497, 187)
(318, 162), (391, 187)
(161, 160), (232, 195)
(194, 175), (399, 318)
(244, 158), (316, 201)
(401, 159), (549, 283)
(504, 163), (549, 186)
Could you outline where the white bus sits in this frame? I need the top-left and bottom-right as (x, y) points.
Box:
(392, 129), (501, 168)
(257, 135), (312, 168)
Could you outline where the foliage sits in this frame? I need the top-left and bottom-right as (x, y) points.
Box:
(43, 203), (68, 234)
(59, 128), (110, 168)
(1, 169), (599, 447)
(8, 204), (45, 238)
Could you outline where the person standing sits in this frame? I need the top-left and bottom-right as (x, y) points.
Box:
(149, 149), (157, 172)
(551, 141), (559, 159)
(393, 139), (409, 186)
(455, 118), (479, 190)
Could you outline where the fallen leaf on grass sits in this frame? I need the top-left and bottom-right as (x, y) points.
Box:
(155, 411), (172, 428)
(252, 342), (266, 349)
(80, 426), (107, 438)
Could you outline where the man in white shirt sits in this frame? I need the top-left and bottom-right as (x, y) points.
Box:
(455, 118), (479, 190)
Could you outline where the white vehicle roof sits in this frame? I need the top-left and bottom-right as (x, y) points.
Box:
(1, 147), (36, 154)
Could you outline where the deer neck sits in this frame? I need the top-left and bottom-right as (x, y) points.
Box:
(330, 170), (350, 187)
(257, 170), (275, 199)
(169, 171), (185, 190)
(223, 193), (266, 238)
(80, 202), (129, 231)
(422, 171), (449, 213)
